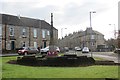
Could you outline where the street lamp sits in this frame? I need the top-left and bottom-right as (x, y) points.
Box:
(89, 11), (96, 57)
(109, 24), (117, 39)
(90, 11), (96, 27)
(61, 28), (67, 38)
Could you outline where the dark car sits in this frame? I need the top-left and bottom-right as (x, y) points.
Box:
(64, 47), (69, 52)
(114, 48), (120, 54)
(18, 47), (39, 55)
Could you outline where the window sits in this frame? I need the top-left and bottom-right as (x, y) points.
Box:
(34, 42), (37, 48)
(47, 30), (50, 35)
(9, 27), (14, 36)
(91, 35), (95, 39)
(42, 30), (45, 38)
(33, 29), (37, 37)
(22, 28), (26, 37)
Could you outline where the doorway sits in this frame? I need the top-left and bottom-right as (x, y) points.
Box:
(11, 41), (15, 50)
(43, 41), (46, 48)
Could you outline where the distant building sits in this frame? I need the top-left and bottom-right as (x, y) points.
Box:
(0, 14), (58, 51)
(58, 27), (106, 51)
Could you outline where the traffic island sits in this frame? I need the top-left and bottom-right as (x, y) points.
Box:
(15, 54), (96, 67)
(7, 54), (119, 67)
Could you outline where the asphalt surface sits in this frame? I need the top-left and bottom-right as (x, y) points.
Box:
(0, 53), (18, 57)
(65, 51), (119, 63)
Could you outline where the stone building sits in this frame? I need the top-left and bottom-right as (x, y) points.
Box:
(0, 14), (58, 50)
(58, 27), (106, 51)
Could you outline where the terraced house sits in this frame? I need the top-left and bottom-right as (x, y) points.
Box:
(0, 14), (58, 51)
(58, 27), (106, 51)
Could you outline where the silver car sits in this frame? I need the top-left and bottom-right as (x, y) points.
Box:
(18, 47), (39, 55)
(40, 46), (60, 54)
(82, 47), (89, 53)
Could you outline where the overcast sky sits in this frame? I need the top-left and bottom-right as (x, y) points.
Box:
(0, 0), (119, 39)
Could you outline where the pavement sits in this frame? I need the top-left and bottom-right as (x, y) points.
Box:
(0, 53), (18, 57)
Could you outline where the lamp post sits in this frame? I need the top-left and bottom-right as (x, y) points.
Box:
(89, 11), (96, 57)
(109, 24), (116, 39)
(61, 28), (67, 39)
(90, 11), (96, 27)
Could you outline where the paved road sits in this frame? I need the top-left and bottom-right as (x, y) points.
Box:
(65, 50), (119, 63)
(0, 53), (18, 57)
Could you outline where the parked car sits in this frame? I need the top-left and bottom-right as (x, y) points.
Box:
(18, 47), (39, 55)
(40, 46), (60, 54)
(75, 46), (82, 51)
(64, 47), (69, 52)
(82, 47), (89, 53)
(114, 48), (120, 53)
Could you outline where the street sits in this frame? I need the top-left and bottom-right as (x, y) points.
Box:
(65, 50), (120, 63)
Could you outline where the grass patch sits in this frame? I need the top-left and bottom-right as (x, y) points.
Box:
(93, 57), (107, 61)
(1, 56), (119, 79)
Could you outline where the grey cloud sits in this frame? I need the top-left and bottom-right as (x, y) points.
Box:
(56, 1), (110, 26)
(27, 5), (59, 20)
(1, 1), (110, 28)
(2, 2), (58, 21)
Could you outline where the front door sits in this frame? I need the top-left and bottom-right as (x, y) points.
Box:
(11, 41), (15, 50)
(43, 41), (46, 48)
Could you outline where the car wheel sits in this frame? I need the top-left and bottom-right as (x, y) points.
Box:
(24, 52), (28, 55)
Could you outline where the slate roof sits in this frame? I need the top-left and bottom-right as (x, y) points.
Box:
(0, 13), (57, 30)
(64, 28), (104, 40)
(41, 20), (57, 30)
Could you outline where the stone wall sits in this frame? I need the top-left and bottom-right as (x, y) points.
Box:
(2, 24), (58, 50)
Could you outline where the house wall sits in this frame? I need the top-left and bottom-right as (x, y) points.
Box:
(58, 28), (105, 51)
(1, 22), (58, 50)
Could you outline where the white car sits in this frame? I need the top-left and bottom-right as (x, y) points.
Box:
(75, 46), (82, 51)
(40, 46), (60, 54)
(82, 47), (89, 53)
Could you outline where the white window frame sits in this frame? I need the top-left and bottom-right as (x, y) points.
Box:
(47, 30), (50, 36)
(34, 42), (37, 48)
(22, 28), (26, 37)
(33, 28), (37, 37)
(91, 35), (95, 39)
(42, 29), (45, 38)
(9, 26), (14, 36)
